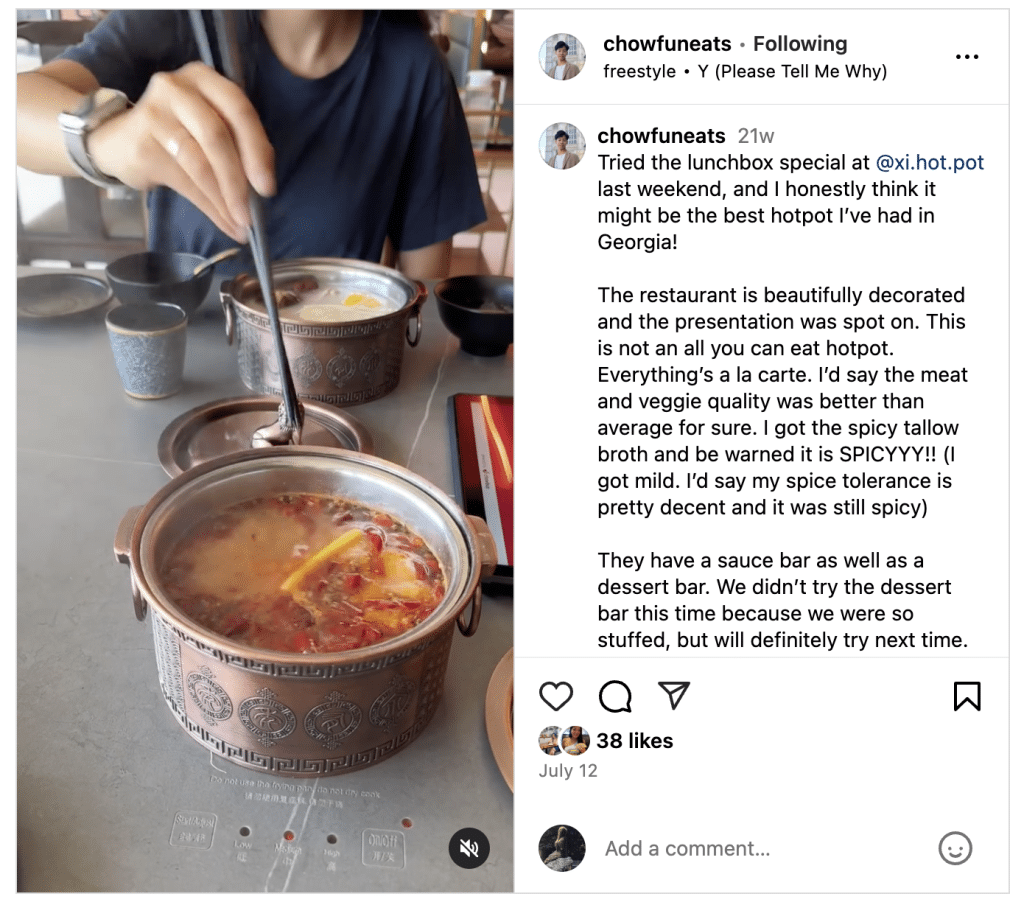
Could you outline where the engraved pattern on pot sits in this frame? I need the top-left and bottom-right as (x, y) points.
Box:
(187, 666), (233, 726)
(180, 710), (248, 761)
(243, 750), (274, 771)
(241, 309), (393, 339)
(304, 691), (362, 750)
(164, 619), (434, 676)
(369, 675), (416, 733)
(303, 387), (380, 406)
(152, 615), (185, 713)
(175, 713), (431, 776)
(239, 688), (297, 747)
(326, 349), (357, 387)
(359, 347), (382, 378)
(415, 633), (452, 720)
(288, 321), (380, 338)
(237, 318), (276, 387)
(292, 348), (323, 386)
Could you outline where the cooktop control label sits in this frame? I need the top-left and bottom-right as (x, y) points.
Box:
(169, 810), (217, 849)
(361, 828), (406, 868)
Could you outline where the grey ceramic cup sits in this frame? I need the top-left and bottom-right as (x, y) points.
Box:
(106, 303), (188, 399)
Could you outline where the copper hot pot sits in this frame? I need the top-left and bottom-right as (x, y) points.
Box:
(220, 258), (426, 407)
(114, 446), (496, 776)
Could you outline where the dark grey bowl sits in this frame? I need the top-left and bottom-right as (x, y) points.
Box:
(434, 276), (513, 356)
(106, 252), (213, 316)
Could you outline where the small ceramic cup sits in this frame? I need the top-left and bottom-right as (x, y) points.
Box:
(106, 302), (188, 399)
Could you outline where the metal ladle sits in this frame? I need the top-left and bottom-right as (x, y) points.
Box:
(190, 10), (303, 446)
(190, 245), (241, 278)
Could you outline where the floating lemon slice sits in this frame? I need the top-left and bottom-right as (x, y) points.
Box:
(343, 293), (382, 308)
(280, 528), (363, 593)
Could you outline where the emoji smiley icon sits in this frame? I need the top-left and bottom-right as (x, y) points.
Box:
(938, 831), (972, 865)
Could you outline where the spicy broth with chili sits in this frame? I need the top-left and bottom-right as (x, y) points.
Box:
(160, 493), (446, 654)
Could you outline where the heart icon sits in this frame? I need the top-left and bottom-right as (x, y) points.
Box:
(539, 681), (574, 711)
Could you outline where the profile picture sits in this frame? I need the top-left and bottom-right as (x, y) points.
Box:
(539, 726), (561, 755)
(560, 725), (590, 755)
(540, 123), (585, 170)
(539, 824), (586, 872)
(540, 34), (585, 80)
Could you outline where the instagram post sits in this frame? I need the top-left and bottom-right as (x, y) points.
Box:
(15, 8), (512, 892)
(12, 3), (1020, 900)
(514, 3), (1014, 898)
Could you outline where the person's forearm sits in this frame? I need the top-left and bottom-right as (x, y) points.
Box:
(17, 63), (100, 175)
(18, 58), (268, 243)
(398, 239), (453, 282)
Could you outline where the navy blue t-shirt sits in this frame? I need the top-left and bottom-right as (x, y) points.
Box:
(61, 11), (486, 273)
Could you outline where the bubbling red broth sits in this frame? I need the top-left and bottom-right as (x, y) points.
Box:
(160, 493), (446, 654)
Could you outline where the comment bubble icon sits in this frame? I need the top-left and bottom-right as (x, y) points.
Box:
(599, 680), (633, 713)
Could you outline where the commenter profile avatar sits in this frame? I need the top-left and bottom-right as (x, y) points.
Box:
(539, 825), (586, 872)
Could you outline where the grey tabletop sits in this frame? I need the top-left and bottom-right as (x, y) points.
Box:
(16, 267), (513, 892)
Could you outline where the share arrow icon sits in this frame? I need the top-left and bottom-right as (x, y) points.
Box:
(658, 681), (691, 710)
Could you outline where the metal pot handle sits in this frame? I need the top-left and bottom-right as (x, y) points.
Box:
(114, 506), (148, 621)
(468, 515), (498, 577)
(456, 515), (495, 637)
(220, 281), (236, 346)
(406, 281), (426, 347)
(457, 585), (482, 637)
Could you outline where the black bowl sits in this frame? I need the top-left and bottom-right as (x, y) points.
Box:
(434, 276), (513, 356)
(106, 251), (214, 316)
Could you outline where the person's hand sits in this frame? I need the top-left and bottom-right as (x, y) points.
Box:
(89, 61), (275, 243)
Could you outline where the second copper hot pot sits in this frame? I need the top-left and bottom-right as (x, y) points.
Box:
(220, 258), (426, 407)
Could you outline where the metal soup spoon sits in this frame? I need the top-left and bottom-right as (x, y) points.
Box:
(190, 10), (304, 446)
(190, 246), (241, 278)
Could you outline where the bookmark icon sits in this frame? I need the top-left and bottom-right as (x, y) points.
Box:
(953, 681), (981, 712)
